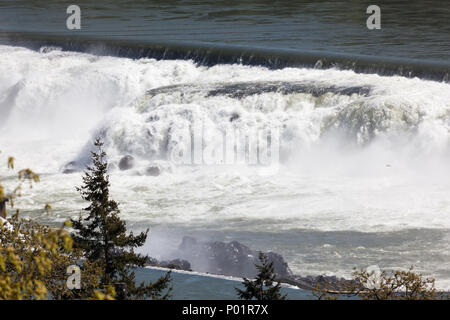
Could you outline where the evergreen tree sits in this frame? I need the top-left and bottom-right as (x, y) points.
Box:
(236, 252), (287, 300)
(71, 138), (171, 299)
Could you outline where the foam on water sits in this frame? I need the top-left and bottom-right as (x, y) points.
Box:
(1, 45), (450, 288)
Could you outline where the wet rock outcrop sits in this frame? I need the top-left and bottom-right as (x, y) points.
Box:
(146, 257), (192, 271)
(118, 155), (135, 170)
(62, 161), (80, 174)
(146, 166), (161, 176)
(145, 236), (352, 291)
(174, 236), (292, 279)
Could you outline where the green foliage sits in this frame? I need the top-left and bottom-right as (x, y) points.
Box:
(0, 155), (112, 300)
(0, 215), (115, 300)
(0, 215), (72, 300)
(313, 266), (450, 300)
(70, 138), (171, 299)
(236, 252), (287, 300)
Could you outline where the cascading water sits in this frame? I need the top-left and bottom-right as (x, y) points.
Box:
(1, 44), (450, 288)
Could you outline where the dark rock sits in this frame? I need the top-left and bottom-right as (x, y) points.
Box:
(118, 155), (135, 171)
(145, 257), (159, 266)
(145, 256), (191, 271)
(146, 166), (161, 176)
(230, 113), (240, 122)
(62, 161), (79, 174)
(147, 115), (160, 122)
(283, 274), (354, 291)
(159, 259), (192, 271)
(174, 237), (292, 279)
(145, 236), (355, 292)
(266, 251), (292, 280)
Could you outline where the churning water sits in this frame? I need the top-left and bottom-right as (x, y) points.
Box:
(0, 1), (450, 290)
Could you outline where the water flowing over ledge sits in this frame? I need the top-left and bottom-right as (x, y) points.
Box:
(1, 36), (450, 290)
(1, 31), (449, 82)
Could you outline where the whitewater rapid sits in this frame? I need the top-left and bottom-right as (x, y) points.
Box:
(1, 44), (450, 288)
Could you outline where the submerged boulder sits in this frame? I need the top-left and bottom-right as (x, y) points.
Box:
(62, 161), (80, 174)
(144, 161), (173, 176)
(108, 162), (117, 171)
(146, 166), (161, 176)
(118, 155), (135, 171)
(230, 113), (240, 122)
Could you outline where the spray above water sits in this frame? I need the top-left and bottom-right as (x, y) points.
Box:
(1, 44), (450, 288)
(0, 44), (450, 189)
(1, 44), (449, 171)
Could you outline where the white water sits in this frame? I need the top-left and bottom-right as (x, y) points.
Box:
(1, 45), (450, 288)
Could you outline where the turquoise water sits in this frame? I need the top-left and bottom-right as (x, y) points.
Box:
(1, 0), (450, 296)
(134, 268), (315, 300)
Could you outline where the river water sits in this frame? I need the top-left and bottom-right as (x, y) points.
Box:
(0, 1), (450, 290)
